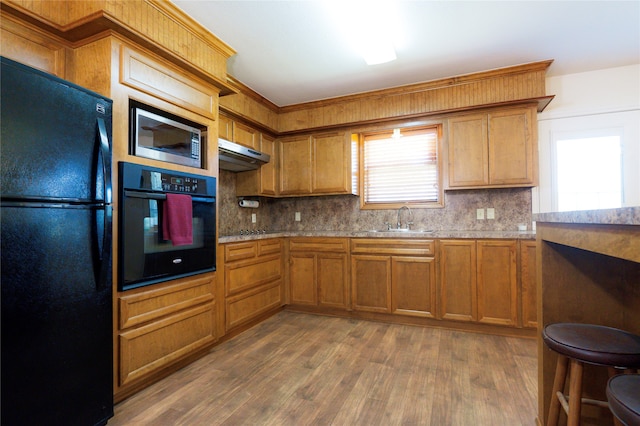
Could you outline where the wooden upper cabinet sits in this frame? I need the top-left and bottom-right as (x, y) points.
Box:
(488, 108), (535, 185)
(237, 133), (278, 197)
(279, 135), (313, 195)
(218, 114), (232, 140)
(447, 106), (537, 189)
(233, 121), (259, 150)
(448, 114), (489, 187)
(312, 132), (351, 194)
(218, 115), (259, 150)
(278, 131), (355, 197)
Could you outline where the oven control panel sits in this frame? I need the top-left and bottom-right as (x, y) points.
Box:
(120, 161), (215, 197)
(147, 170), (207, 194)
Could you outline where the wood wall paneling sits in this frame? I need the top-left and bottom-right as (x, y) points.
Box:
(0, 13), (67, 76)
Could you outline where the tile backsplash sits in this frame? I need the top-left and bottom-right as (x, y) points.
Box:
(218, 171), (532, 236)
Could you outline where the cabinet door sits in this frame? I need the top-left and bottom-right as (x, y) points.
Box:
(259, 134), (277, 195)
(279, 135), (312, 195)
(351, 255), (390, 313)
(318, 253), (349, 309)
(488, 107), (535, 185)
(477, 240), (518, 326)
(520, 240), (538, 328)
(439, 240), (477, 321)
(218, 114), (232, 140)
(289, 252), (317, 305)
(392, 256), (436, 318)
(232, 121), (259, 150)
(312, 132), (350, 194)
(447, 114), (489, 187)
(236, 134), (277, 197)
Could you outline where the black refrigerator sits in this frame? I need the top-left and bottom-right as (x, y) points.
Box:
(1, 57), (114, 425)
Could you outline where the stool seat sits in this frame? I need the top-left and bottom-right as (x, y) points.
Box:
(607, 374), (640, 426)
(543, 323), (640, 368)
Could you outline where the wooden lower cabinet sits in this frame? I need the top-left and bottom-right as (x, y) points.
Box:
(392, 256), (437, 318)
(117, 275), (217, 391)
(223, 239), (284, 331)
(351, 255), (391, 312)
(438, 240), (477, 322)
(288, 238), (350, 309)
(477, 240), (518, 326)
(519, 240), (538, 328)
(438, 239), (518, 327)
(351, 239), (436, 317)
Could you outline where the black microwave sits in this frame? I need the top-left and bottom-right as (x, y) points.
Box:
(118, 162), (216, 291)
(130, 101), (204, 169)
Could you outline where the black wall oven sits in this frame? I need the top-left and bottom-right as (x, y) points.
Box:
(118, 162), (216, 291)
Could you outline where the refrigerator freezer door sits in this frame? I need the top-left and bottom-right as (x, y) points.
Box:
(1, 204), (113, 426)
(0, 57), (113, 203)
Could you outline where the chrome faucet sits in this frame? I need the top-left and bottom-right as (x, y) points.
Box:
(396, 205), (413, 230)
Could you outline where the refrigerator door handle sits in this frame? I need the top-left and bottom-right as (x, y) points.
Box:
(97, 117), (112, 205)
(96, 117), (112, 291)
(96, 205), (113, 291)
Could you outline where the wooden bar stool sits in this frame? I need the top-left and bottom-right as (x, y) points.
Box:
(607, 374), (640, 426)
(542, 323), (640, 426)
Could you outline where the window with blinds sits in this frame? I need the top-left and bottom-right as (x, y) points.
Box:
(360, 126), (442, 209)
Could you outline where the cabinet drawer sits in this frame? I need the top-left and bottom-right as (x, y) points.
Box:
(258, 239), (282, 256)
(224, 241), (258, 262)
(226, 282), (283, 329)
(225, 254), (282, 296)
(351, 239), (435, 256)
(118, 275), (214, 329)
(119, 303), (216, 386)
(289, 238), (349, 253)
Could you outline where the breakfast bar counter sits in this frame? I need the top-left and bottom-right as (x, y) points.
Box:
(533, 207), (640, 425)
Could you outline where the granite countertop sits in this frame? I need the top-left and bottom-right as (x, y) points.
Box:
(218, 229), (536, 244)
(533, 207), (640, 225)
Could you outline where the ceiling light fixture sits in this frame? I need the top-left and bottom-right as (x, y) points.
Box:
(325, 0), (402, 65)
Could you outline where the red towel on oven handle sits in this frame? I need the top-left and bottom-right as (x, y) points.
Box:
(163, 193), (193, 246)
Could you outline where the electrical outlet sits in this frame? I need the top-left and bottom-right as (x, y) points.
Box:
(486, 208), (495, 220)
(251, 213), (257, 223)
(295, 212), (301, 222)
(476, 208), (485, 220)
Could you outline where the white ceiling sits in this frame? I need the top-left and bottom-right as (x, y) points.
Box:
(173, 1), (640, 107)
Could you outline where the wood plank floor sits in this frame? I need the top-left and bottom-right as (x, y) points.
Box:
(109, 311), (537, 425)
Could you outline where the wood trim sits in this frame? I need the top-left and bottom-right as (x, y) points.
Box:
(0, 12), (67, 77)
(537, 223), (640, 263)
(1, 0), (236, 94)
(120, 45), (218, 118)
(280, 60), (553, 113)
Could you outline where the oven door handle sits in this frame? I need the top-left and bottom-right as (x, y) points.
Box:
(123, 190), (214, 204)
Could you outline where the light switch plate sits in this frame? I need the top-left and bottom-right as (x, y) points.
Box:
(476, 208), (485, 220)
(486, 208), (495, 219)
(251, 213), (257, 223)
(295, 212), (301, 222)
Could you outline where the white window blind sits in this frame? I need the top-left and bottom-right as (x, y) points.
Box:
(362, 127), (439, 206)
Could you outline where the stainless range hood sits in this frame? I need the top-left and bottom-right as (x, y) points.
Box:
(218, 138), (270, 172)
